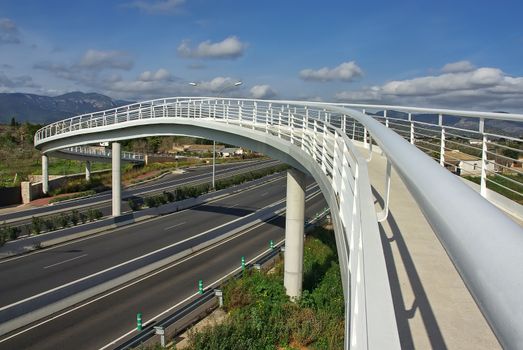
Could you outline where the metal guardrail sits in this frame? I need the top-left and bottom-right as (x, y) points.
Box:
(115, 209), (330, 349)
(33, 97), (523, 349)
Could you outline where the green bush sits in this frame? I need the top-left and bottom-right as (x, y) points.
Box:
(71, 210), (79, 226)
(79, 212), (87, 224)
(58, 213), (70, 228)
(185, 227), (344, 350)
(44, 218), (56, 231)
(128, 199), (141, 211)
(49, 190), (96, 204)
(31, 216), (44, 235)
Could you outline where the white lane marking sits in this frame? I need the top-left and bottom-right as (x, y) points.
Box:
(164, 222), (186, 231)
(43, 254), (88, 270)
(97, 223), (289, 350)
(0, 175), (287, 265)
(0, 191), (293, 312)
(0, 191), (321, 346)
(229, 204), (240, 208)
(261, 191), (268, 197)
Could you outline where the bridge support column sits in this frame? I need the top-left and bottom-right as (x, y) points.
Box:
(284, 168), (306, 300)
(42, 154), (49, 195)
(85, 161), (91, 181)
(112, 142), (121, 217)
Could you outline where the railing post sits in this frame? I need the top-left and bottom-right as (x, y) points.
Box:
(480, 118), (488, 197)
(384, 109), (389, 128)
(253, 102), (257, 129)
(439, 114), (445, 167)
(409, 113), (414, 145)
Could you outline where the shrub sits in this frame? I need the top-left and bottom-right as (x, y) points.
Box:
(44, 218), (56, 232)
(71, 210), (79, 226)
(6, 226), (21, 240)
(31, 216), (44, 235)
(58, 213), (70, 228)
(163, 191), (175, 203)
(128, 199), (141, 211)
(79, 212), (87, 224)
(94, 209), (103, 220)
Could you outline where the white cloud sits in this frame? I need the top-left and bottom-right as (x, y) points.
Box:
(250, 85), (276, 99)
(138, 68), (172, 81)
(0, 72), (39, 92)
(0, 18), (21, 44)
(177, 36), (246, 59)
(335, 63), (523, 111)
(127, 0), (185, 14)
(300, 61), (363, 82)
(79, 49), (133, 70)
(441, 60), (475, 73)
(192, 77), (242, 93)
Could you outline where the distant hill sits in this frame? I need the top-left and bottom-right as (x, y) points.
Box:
(0, 92), (133, 124)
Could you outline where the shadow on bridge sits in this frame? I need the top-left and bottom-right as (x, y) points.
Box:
(373, 187), (447, 350)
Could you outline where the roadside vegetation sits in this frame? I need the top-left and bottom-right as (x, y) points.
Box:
(0, 208), (104, 247)
(182, 226), (344, 350)
(127, 164), (289, 211)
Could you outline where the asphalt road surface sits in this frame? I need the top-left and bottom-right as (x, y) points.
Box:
(0, 175), (327, 350)
(0, 159), (279, 225)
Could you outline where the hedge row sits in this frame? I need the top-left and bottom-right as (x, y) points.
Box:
(0, 208), (104, 247)
(128, 164), (289, 211)
(49, 190), (97, 204)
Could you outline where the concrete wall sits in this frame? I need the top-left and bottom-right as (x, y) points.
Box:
(20, 169), (111, 204)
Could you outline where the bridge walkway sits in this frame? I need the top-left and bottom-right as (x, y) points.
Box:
(366, 149), (501, 350)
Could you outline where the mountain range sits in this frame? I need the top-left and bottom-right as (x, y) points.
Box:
(0, 92), (133, 125)
(0, 92), (520, 137)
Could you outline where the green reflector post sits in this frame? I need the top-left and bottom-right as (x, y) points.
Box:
(198, 279), (203, 294)
(241, 256), (245, 270)
(136, 312), (142, 331)
(270, 240), (274, 249)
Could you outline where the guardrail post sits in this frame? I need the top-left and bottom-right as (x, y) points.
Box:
(42, 154), (49, 195)
(112, 142), (122, 217)
(284, 168), (306, 300)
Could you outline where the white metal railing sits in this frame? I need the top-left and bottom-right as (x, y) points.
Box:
(61, 145), (145, 162)
(331, 103), (523, 206)
(34, 97), (523, 349)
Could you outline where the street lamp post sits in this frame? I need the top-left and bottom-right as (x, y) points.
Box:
(189, 80), (243, 190)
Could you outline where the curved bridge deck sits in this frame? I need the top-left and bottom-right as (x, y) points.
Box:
(367, 149), (500, 349)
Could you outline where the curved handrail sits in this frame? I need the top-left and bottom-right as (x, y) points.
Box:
(33, 98), (523, 348)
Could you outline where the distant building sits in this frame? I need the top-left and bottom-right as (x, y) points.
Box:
(445, 150), (494, 176)
(219, 147), (243, 157)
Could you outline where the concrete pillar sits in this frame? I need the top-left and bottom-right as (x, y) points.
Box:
(85, 161), (91, 181)
(42, 154), (49, 195)
(112, 142), (121, 217)
(284, 168), (306, 300)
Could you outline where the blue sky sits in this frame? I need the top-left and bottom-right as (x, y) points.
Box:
(1, 0), (523, 111)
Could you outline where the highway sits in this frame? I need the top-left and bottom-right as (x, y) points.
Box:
(0, 173), (326, 349)
(0, 159), (279, 225)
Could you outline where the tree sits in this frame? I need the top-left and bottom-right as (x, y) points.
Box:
(10, 117), (16, 127)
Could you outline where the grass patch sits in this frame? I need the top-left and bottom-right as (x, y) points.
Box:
(48, 190), (97, 204)
(185, 227), (344, 350)
(464, 174), (523, 204)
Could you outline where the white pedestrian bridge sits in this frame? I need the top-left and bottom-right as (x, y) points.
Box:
(34, 98), (523, 349)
